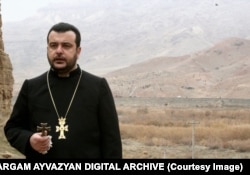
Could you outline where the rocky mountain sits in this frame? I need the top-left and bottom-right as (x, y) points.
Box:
(2, 0), (250, 97)
(105, 37), (250, 99)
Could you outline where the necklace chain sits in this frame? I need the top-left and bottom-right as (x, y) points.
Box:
(46, 70), (83, 119)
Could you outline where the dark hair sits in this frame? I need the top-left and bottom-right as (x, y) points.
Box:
(47, 22), (81, 47)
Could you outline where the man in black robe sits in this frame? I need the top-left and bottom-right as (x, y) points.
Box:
(4, 22), (122, 159)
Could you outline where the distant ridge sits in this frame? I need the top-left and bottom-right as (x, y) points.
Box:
(2, 0), (250, 98)
(106, 38), (250, 99)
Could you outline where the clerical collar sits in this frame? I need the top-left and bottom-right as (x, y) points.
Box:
(50, 65), (81, 78)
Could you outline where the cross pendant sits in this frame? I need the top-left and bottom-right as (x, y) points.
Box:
(56, 117), (68, 139)
(37, 123), (51, 136)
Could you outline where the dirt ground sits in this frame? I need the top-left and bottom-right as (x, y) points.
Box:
(122, 139), (250, 159)
(1, 138), (250, 159)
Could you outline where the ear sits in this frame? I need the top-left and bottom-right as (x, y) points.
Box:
(77, 47), (81, 55)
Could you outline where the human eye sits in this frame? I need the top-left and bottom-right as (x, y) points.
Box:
(62, 43), (73, 49)
(49, 43), (58, 49)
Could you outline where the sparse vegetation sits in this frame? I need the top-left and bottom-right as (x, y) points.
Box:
(118, 104), (250, 158)
(1, 99), (250, 159)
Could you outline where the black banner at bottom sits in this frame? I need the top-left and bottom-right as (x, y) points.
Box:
(0, 159), (249, 174)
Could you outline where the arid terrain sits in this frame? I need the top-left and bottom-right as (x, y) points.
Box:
(118, 97), (250, 158)
(105, 38), (250, 99)
(1, 0), (250, 160)
(1, 97), (250, 159)
(2, 37), (250, 159)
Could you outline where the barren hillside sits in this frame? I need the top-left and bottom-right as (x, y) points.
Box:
(105, 38), (250, 99)
(3, 0), (250, 98)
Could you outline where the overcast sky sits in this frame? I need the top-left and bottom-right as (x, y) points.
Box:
(1, 0), (65, 22)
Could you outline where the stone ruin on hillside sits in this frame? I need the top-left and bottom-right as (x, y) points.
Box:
(0, 3), (14, 124)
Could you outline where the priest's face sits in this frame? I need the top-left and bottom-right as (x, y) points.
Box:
(47, 31), (81, 75)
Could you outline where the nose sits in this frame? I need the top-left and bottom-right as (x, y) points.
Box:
(55, 45), (63, 53)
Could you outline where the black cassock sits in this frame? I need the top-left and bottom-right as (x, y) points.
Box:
(4, 66), (122, 159)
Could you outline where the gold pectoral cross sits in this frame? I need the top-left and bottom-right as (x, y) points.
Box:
(56, 117), (68, 139)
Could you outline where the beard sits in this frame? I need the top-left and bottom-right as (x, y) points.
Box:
(47, 53), (78, 74)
